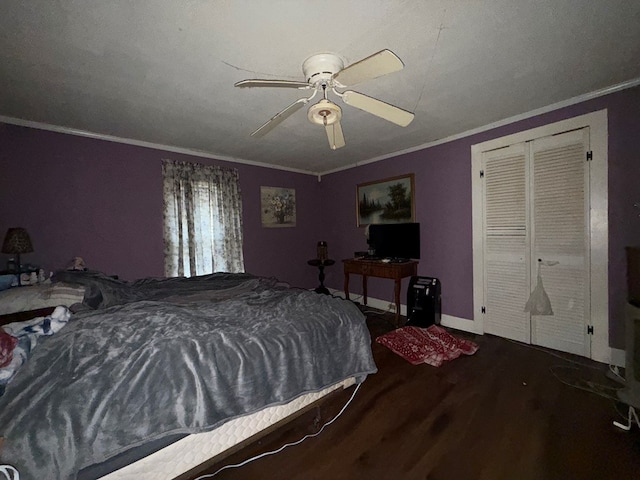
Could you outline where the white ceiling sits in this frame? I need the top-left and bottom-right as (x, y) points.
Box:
(1, 1), (639, 175)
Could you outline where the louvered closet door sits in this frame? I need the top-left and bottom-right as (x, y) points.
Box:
(530, 129), (590, 356)
(482, 144), (531, 343)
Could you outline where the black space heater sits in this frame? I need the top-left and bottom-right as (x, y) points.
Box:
(406, 276), (441, 328)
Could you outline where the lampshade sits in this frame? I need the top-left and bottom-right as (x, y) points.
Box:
(2, 228), (34, 254)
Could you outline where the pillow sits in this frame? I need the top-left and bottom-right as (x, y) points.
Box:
(0, 283), (86, 316)
(0, 274), (17, 291)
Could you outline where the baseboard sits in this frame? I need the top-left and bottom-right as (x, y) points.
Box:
(329, 289), (626, 366)
(610, 347), (626, 368)
(440, 314), (483, 334)
(328, 289), (400, 315)
(328, 289), (479, 333)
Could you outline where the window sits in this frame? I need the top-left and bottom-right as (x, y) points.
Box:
(162, 159), (245, 277)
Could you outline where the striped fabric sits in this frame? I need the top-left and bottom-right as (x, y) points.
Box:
(0, 283), (85, 315)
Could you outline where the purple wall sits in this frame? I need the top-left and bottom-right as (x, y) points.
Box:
(1, 84), (638, 348)
(320, 140), (473, 320)
(321, 85), (640, 349)
(0, 124), (323, 288)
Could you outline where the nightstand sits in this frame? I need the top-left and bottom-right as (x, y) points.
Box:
(0, 266), (40, 286)
(307, 259), (335, 295)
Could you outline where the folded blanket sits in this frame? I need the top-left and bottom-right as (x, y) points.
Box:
(0, 306), (71, 395)
(376, 325), (479, 366)
(0, 329), (18, 367)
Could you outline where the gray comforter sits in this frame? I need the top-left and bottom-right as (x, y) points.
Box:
(52, 270), (273, 309)
(0, 274), (377, 479)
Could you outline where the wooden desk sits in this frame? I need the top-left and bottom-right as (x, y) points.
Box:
(343, 258), (418, 326)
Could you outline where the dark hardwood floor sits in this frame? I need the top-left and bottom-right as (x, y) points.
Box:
(187, 308), (640, 480)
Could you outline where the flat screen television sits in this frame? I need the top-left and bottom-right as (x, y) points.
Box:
(368, 223), (420, 260)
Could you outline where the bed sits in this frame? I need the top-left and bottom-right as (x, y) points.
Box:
(0, 272), (377, 480)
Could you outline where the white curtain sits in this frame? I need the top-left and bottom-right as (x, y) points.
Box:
(162, 159), (245, 277)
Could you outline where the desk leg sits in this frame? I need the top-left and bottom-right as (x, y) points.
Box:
(344, 272), (370, 305)
(362, 275), (367, 305)
(344, 272), (350, 300)
(362, 276), (368, 305)
(394, 278), (401, 327)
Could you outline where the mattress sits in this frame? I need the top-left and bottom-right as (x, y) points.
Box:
(100, 377), (356, 480)
(0, 274), (376, 479)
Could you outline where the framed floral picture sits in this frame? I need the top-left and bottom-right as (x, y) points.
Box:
(261, 186), (296, 228)
(356, 173), (415, 226)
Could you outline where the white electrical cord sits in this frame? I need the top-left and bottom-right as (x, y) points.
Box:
(505, 337), (633, 425)
(608, 364), (625, 382)
(194, 382), (362, 479)
(0, 465), (19, 480)
(613, 405), (640, 431)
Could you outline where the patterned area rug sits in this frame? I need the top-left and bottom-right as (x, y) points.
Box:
(376, 325), (479, 366)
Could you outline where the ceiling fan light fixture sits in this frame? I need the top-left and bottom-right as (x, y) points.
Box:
(307, 100), (342, 126)
(302, 53), (344, 85)
(236, 49), (412, 149)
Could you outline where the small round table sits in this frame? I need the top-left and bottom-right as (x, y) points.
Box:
(307, 259), (335, 294)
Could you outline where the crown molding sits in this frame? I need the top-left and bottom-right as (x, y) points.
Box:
(0, 116), (313, 176)
(320, 76), (640, 176)
(2, 77), (639, 178)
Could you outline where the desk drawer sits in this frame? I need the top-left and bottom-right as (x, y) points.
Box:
(343, 260), (417, 278)
(362, 263), (393, 278)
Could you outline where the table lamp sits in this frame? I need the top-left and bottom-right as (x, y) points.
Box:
(2, 227), (34, 272)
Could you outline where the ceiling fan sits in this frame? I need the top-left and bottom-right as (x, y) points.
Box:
(235, 49), (415, 150)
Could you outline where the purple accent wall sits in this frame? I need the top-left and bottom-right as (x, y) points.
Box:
(0, 124), (323, 288)
(319, 139), (474, 321)
(1, 84), (638, 348)
(321, 85), (640, 349)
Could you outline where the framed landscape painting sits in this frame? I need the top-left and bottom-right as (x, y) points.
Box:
(356, 174), (415, 227)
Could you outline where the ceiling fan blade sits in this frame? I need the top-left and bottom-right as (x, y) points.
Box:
(325, 120), (346, 150)
(342, 90), (414, 127)
(333, 49), (404, 87)
(250, 98), (307, 138)
(235, 79), (310, 89)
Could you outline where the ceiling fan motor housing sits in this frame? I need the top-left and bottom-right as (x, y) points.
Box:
(302, 53), (344, 85)
(308, 99), (342, 126)
(235, 49), (412, 147)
